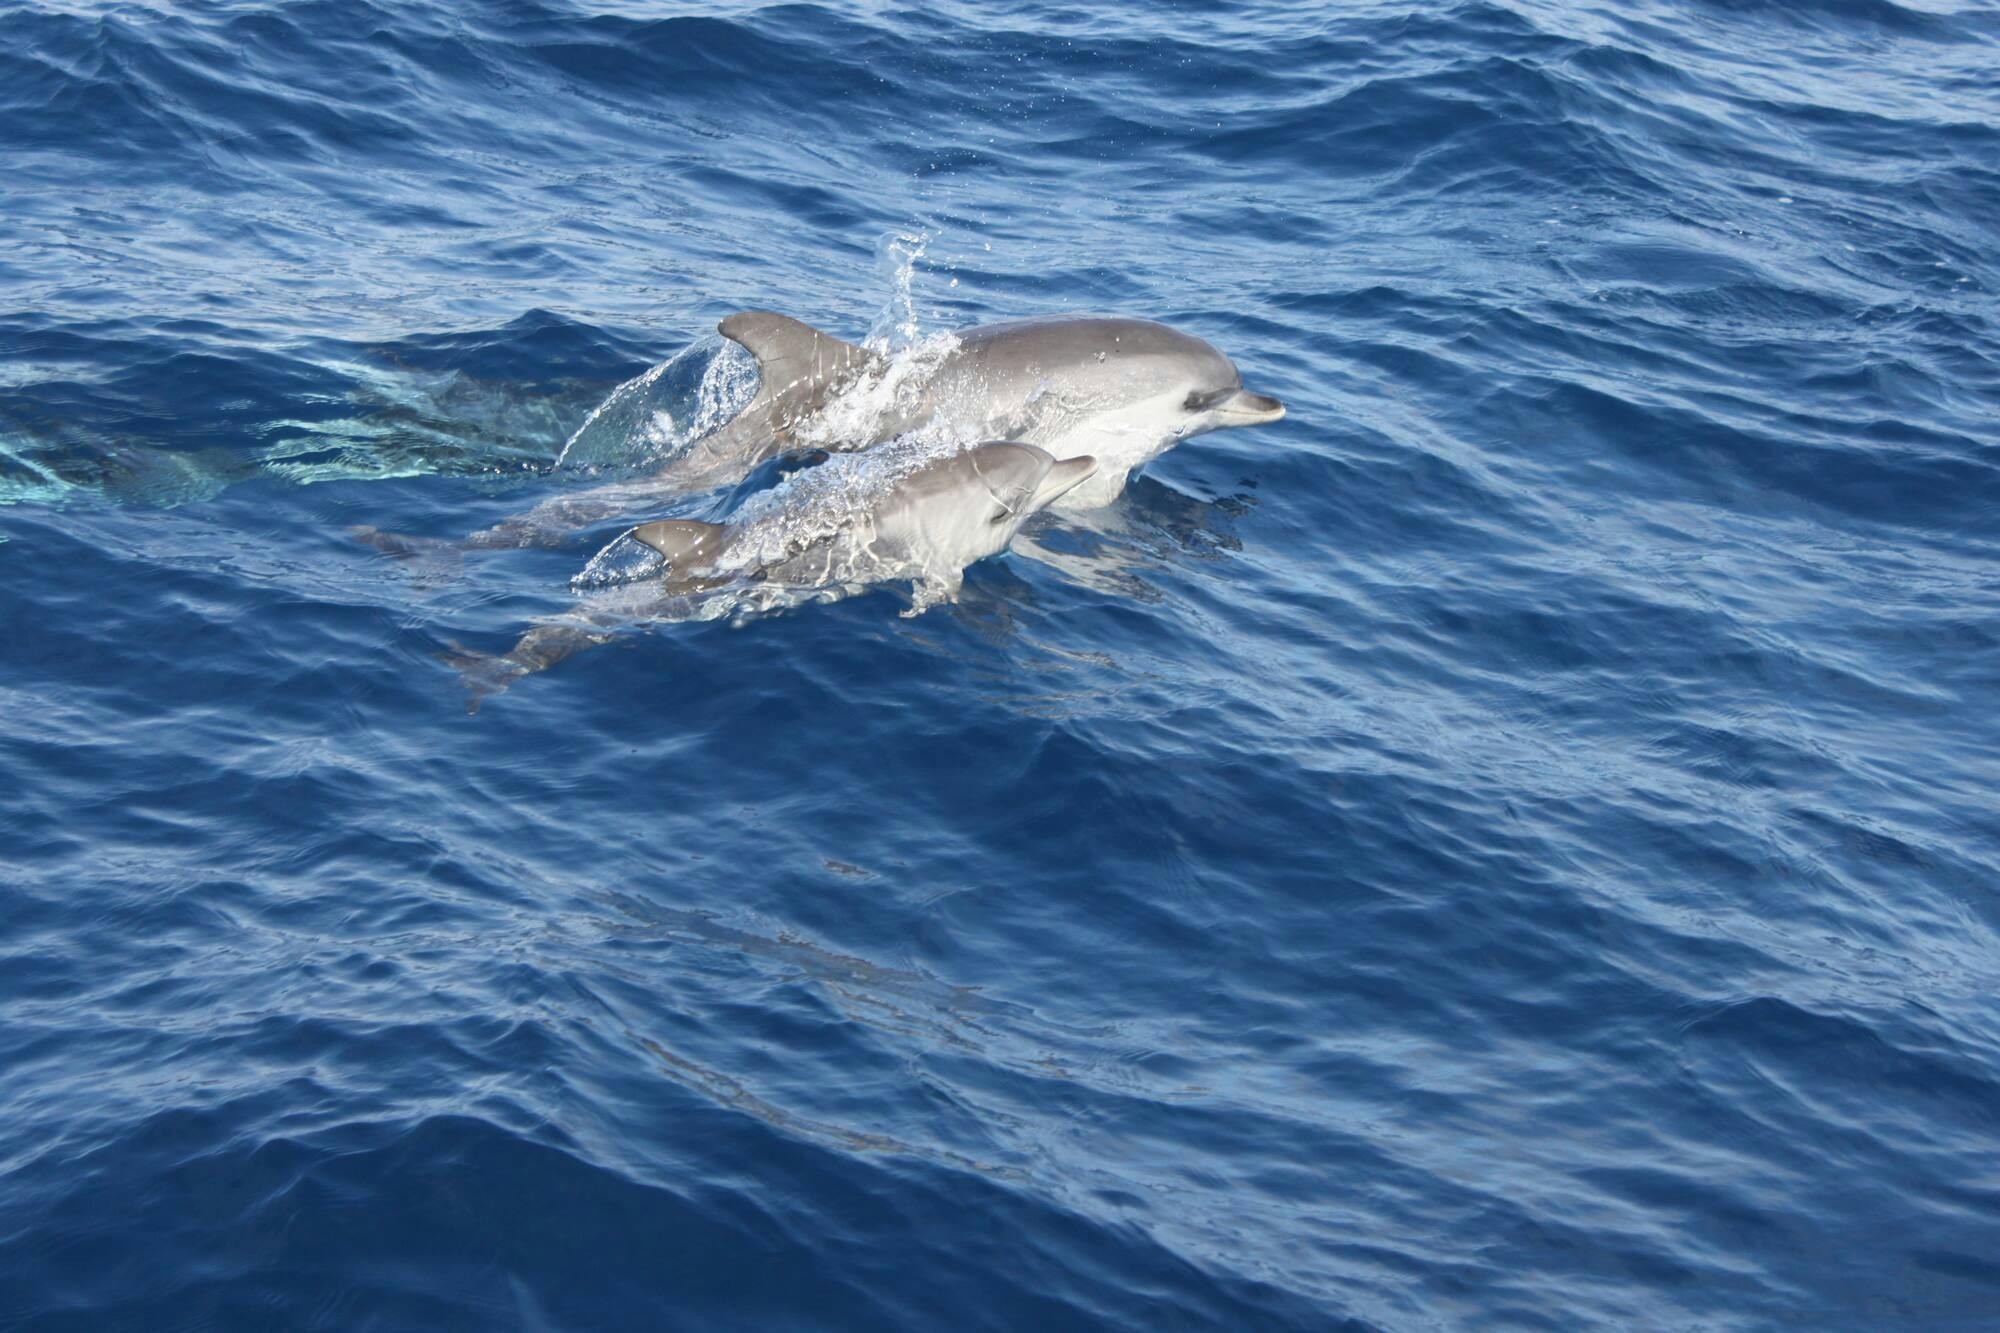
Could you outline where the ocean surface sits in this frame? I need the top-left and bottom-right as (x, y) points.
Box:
(3, 0), (1999, 1327)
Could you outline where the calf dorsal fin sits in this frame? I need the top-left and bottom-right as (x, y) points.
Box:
(629, 518), (729, 568)
(718, 312), (882, 440)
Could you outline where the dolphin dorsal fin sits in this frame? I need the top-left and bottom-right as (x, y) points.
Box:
(718, 311), (882, 438)
(629, 518), (729, 567)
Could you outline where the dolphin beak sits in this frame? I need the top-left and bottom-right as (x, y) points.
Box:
(1033, 454), (1098, 508)
(1214, 387), (1286, 425)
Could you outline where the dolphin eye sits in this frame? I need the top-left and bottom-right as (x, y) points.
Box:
(1183, 389), (1209, 411)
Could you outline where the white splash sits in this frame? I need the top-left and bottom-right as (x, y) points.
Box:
(553, 335), (758, 473)
(0, 434), (75, 507)
(792, 328), (964, 455)
(564, 222), (996, 610)
(558, 224), (968, 484)
(718, 433), (943, 576)
(870, 229), (931, 351)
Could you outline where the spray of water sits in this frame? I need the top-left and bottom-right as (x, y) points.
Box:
(556, 226), (962, 484)
(552, 335), (758, 474)
(869, 230), (931, 350)
(0, 436), (78, 507)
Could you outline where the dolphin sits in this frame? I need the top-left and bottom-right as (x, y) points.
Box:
(361, 312), (1281, 555)
(661, 311), (1287, 509)
(446, 440), (1097, 707)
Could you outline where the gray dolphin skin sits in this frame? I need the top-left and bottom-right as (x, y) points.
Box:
(659, 311), (1286, 509)
(447, 441), (1097, 707)
(364, 310), (1282, 555)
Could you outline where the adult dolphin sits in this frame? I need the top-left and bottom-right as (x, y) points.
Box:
(661, 310), (1287, 509)
(446, 440), (1098, 706)
(360, 311), (1282, 555)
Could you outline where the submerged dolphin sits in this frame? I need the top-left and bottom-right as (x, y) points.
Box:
(365, 311), (1282, 555)
(447, 440), (1097, 706)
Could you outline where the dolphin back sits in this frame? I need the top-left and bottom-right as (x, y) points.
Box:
(956, 315), (1234, 386)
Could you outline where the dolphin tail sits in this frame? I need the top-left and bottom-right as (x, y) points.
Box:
(349, 525), (467, 584)
(440, 625), (614, 713)
(439, 640), (526, 714)
(349, 524), (441, 558)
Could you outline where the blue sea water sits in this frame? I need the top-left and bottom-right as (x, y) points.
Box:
(3, 0), (2000, 1326)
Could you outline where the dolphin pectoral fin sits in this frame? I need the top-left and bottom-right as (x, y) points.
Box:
(718, 311), (883, 437)
(629, 518), (729, 569)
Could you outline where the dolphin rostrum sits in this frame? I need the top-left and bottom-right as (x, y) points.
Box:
(365, 312), (1281, 555)
(446, 440), (1097, 706)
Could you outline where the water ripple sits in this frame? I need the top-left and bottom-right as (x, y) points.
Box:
(5, 0), (2000, 1326)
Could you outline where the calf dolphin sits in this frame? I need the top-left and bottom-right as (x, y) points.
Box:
(367, 311), (1281, 555)
(448, 440), (1097, 706)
